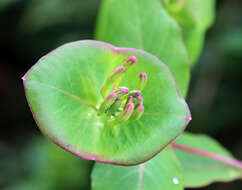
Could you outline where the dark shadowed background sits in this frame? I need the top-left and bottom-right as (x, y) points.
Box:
(0, 0), (241, 189)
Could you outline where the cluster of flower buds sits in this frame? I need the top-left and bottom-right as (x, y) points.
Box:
(98, 56), (148, 125)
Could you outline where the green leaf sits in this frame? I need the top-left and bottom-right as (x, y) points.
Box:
(173, 132), (242, 188)
(95, 0), (190, 97)
(91, 147), (183, 190)
(23, 40), (190, 165)
(163, 0), (216, 65)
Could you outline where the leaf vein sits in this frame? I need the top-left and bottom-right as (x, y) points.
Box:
(138, 163), (145, 190)
(25, 79), (97, 110)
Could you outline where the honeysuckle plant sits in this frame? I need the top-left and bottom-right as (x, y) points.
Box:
(23, 0), (242, 189)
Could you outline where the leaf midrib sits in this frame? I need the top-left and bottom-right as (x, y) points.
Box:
(138, 163), (145, 190)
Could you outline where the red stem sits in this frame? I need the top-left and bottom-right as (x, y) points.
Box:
(171, 142), (242, 169)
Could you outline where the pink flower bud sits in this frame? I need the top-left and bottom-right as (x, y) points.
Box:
(130, 104), (144, 120)
(117, 102), (135, 122)
(131, 90), (141, 96)
(100, 66), (126, 97)
(136, 95), (143, 104)
(109, 66), (126, 80)
(123, 56), (137, 69)
(123, 103), (135, 117)
(136, 72), (147, 91)
(116, 87), (129, 95)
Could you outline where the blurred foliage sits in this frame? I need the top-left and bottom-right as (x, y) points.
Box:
(219, 28), (242, 55)
(5, 0), (100, 61)
(2, 137), (93, 190)
(0, 0), (19, 11)
(0, 143), (25, 188)
(0, 0), (242, 190)
(187, 0), (242, 134)
(163, 0), (216, 65)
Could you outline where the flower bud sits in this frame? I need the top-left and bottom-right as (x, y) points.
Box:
(98, 92), (117, 115)
(108, 99), (123, 115)
(130, 104), (144, 120)
(130, 90), (141, 97)
(101, 66), (126, 97)
(109, 66), (126, 80)
(136, 72), (147, 91)
(118, 102), (135, 122)
(110, 102), (135, 125)
(127, 96), (134, 102)
(123, 56), (137, 70)
(124, 95), (134, 105)
(136, 95), (143, 104)
(115, 87), (130, 96)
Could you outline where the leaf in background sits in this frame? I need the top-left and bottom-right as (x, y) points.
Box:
(19, 0), (99, 32)
(173, 132), (242, 188)
(3, 137), (92, 190)
(0, 143), (25, 187)
(25, 137), (92, 189)
(91, 147), (183, 190)
(163, 0), (216, 65)
(95, 0), (190, 97)
(23, 40), (190, 165)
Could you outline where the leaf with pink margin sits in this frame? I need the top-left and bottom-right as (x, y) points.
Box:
(173, 132), (242, 188)
(23, 40), (191, 165)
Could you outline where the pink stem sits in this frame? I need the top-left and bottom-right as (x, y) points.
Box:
(171, 142), (242, 169)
